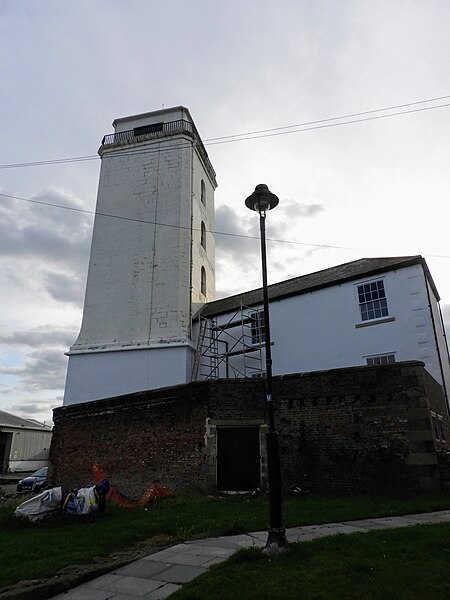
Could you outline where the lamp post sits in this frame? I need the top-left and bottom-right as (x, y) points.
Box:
(245, 183), (288, 553)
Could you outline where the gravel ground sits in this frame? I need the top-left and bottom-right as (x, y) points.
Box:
(0, 484), (22, 506)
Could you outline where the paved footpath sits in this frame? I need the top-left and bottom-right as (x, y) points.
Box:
(49, 510), (450, 600)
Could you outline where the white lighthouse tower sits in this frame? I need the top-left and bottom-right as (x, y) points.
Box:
(63, 107), (217, 405)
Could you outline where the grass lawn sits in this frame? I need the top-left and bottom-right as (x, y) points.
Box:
(171, 522), (450, 600)
(1, 491), (450, 589)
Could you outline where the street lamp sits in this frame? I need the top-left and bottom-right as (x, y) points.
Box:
(245, 183), (288, 553)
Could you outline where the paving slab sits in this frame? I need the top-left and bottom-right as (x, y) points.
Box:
(224, 533), (258, 547)
(100, 595), (141, 600)
(83, 573), (125, 589)
(173, 544), (235, 558)
(343, 519), (392, 530)
(50, 588), (114, 600)
(369, 516), (424, 528)
(187, 535), (241, 549)
(146, 583), (182, 599)
(153, 551), (218, 567)
(286, 531), (323, 542)
(113, 559), (173, 579)
(405, 511), (450, 523)
(306, 523), (369, 535)
(101, 575), (164, 596)
(154, 564), (207, 583)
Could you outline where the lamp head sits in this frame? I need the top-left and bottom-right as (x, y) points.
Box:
(245, 184), (279, 215)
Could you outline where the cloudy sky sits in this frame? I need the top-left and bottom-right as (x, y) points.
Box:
(1, 1), (449, 424)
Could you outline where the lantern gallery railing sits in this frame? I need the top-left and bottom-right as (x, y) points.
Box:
(101, 119), (216, 181)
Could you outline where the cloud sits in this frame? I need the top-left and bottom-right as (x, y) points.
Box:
(214, 199), (330, 295)
(0, 189), (91, 307)
(0, 325), (74, 423)
(42, 270), (85, 306)
(1, 348), (67, 392)
(0, 326), (77, 349)
(7, 396), (62, 425)
(280, 198), (325, 219)
(0, 189), (91, 264)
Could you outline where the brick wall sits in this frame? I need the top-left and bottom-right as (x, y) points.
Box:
(51, 361), (450, 496)
(51, 383), (209, 499)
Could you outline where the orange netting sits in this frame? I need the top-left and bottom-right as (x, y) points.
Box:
(92, 463), (171, 507)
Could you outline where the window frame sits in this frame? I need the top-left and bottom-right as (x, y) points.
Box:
(250, 310), (265, 345)
(200, 179), (206, 206)
(200, 221), (206, 249)
(356, 278), (389, 323)
(364, 353), (396, 366)
(200, 266), (206, 296)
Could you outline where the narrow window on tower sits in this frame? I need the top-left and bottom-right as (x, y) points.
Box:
(201, 179), (206, 206)
(201, 221), (206, 249)
(201, 266), (206, 296)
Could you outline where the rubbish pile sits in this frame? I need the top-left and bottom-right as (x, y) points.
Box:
(13, 463), (173, 521)
(14, 479), (110, 522)
(14, 487), (63, 522)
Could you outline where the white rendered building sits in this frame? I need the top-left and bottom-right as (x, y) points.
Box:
(195, 256), (450, 411)
(64, 107), (217, 405)
(63, 108), (449, 413)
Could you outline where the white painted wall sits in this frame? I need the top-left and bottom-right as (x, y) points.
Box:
(113, 106), (189, 133)
(191, 150), (216, 310)
(199, 264), (450, 401)
(64, 345), (193, 405)
(64, 107), (216, 406)
(7, 430), (52, 472)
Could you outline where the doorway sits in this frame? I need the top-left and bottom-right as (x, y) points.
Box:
(0, 433), (12, 474)
(217, 427), (261, 491)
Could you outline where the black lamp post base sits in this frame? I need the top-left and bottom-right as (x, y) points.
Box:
(263, 527), (289, 554)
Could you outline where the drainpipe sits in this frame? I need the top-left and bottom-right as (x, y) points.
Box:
(422, 264), (450, 417)
(189, 139), (195, 375)
(438, 303), (450, 369)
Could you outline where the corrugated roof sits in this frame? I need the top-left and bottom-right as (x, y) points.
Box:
(200, 255), (436, 318)
(0, 409), (52, 431)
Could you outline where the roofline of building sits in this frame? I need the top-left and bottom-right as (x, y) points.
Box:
(199, 255), (439, 318)
(112, 106), (193, 128)
(0, 410), (52, 431)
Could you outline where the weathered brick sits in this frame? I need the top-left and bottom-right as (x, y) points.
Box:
(50, 362), (450, 497)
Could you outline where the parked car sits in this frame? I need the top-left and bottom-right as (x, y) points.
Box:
(16, 467), (48, 493)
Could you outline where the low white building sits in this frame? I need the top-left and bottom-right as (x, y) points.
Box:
(194, 255), (450, 411)
(0, 410), (52, 473)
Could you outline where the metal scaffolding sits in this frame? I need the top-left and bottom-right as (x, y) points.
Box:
(192, 303), (264, 381)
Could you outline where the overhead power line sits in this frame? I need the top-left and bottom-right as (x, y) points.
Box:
(0, 155), (99, 169)
(0, 95), (449, 170)
(1, 191), (449, 259)
(0, 191), (353, 252)
(204, 94), (450, 142)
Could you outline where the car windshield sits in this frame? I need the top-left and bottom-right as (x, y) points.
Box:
(32, 467), (48, 477)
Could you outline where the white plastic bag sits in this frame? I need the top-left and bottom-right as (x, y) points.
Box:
(14, 487), (62, 522)
(76, 486), (98, 514)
